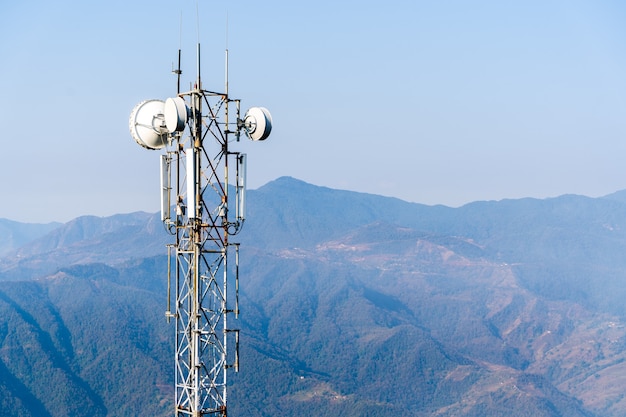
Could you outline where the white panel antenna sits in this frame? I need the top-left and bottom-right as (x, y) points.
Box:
(236, 153), (247, 222)
(186, 149), (196, 219)
(160, 155), (171, 222)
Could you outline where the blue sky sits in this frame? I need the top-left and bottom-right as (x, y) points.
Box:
(1, 1), (626, 222)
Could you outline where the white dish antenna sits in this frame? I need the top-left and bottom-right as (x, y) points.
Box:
(164, 97), (189, 133)
(129, 99), (168, 150)
(243, 107), (272, 141)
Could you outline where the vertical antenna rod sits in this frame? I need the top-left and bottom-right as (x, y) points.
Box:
(175, 49), (182, 94)
(196, 43), (201, 89)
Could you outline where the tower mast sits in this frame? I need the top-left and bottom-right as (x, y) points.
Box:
(129, 10), (272, 415)
(170, 42), (236, 416)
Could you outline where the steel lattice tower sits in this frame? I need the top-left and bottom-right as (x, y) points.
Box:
(130, 43), (271, 417)
(169, 87), (235, 417)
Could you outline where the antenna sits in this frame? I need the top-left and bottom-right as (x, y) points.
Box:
(129, 99), (168, 150)
(243, 107), (273, 141)
(174, 11), (183, 94)
(128, 6), (273, 415)
(196, 43), (201, 89)
(174, 49), (182, 94)
(225, 48), (229, 99)
(225, 11), (229, 97)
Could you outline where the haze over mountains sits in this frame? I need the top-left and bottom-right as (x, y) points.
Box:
(2, 177), (626, 416)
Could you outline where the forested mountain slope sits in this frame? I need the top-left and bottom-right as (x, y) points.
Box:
(1, 177), (626, 416)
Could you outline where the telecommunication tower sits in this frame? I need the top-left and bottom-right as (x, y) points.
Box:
(129, 31), (272, 416)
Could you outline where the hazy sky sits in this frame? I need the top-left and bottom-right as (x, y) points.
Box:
(1, 1), (626, 223)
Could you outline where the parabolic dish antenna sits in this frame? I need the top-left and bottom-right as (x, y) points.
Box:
(164, 97), (189, 133)
(129, 99), (168, 150)
(243, 107), (272, 141)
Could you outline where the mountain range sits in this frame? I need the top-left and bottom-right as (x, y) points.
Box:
(2, 176), (626, 416)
